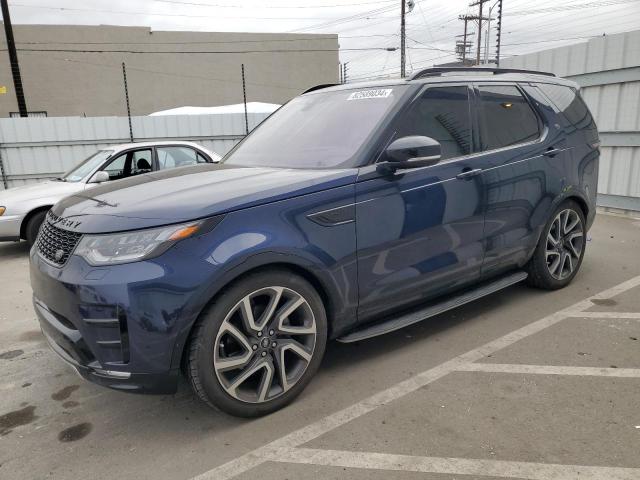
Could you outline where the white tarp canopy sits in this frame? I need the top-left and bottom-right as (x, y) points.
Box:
(149, 102), (281, 116)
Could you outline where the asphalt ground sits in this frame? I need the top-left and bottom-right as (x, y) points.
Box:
(0, 211), (639, 480)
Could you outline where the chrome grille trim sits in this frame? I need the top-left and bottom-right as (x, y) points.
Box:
(36, 212), (83, 267)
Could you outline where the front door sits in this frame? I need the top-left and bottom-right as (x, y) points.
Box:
(355, 84), (489, 322)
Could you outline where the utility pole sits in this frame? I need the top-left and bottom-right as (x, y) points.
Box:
(400, 0), (406, 78)
(495, 0), (503, 67)
(1, 0), (28, 117)
(343, 62), (349, 84)
(469, 0), (490, 66)
(122, 62), (133, 142)
(457, 16), (474, 65)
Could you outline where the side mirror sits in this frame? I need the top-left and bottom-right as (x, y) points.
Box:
(89, 171), (110, 183)
(381, 136), (442, 171)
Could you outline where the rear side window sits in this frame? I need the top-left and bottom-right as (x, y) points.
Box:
(477, 85), (540, 151)
(394, 86), (472, 160)
(537, 83), (597, 139)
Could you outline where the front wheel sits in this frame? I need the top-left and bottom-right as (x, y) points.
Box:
(25, 210), (48, 247)
(187, 270), (327, 417)
(526, 200), (586, 290)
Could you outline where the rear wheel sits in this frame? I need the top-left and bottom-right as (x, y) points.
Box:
(526, 200), (586, 290)
(187, 270), (327, 417)
(25, 210), (47, 247)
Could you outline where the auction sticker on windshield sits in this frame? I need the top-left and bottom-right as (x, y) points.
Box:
(347, 89), (393, 100)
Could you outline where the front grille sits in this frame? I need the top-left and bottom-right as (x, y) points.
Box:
(36, 213), (83, 266)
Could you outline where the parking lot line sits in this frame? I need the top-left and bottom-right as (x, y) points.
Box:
(191, 274), (640, 480)
(568, 311), (640, 319)
(458, 363), (640, 377)
(264, 447), (640, 480)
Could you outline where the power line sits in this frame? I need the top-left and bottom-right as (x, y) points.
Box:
(7, 47), (397, 54)
(505, 0), (640, 16)
(5, 33), (398, 47)
(9, 3), (394, 20)
(154, 0), (397, 8)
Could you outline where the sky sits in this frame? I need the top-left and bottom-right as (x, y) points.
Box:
(2, 0), (640, 81)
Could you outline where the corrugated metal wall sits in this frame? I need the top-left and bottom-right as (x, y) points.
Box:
(0, 112), (270, 190)
(502, 29), (640, 211)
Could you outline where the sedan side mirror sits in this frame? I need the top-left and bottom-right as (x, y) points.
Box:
(89, 171), (110, 183)
(381, 136), (442, 171)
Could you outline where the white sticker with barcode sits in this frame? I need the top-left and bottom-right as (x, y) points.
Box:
(347, 89), (393, 100)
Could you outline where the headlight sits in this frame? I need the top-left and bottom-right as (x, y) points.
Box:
(74, 217), (221, 266)
(0, 206), (5, 216)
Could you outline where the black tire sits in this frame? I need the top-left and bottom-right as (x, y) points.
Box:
(187, 269), (327, 417)
(526, 199), (586, 290)
(25, 210), (48, 247)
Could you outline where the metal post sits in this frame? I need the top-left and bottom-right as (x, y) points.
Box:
(241, 64), (249, 136)
(1, 0), (28, 117)
(122, 62), (133, 142)
(400, 0), (406, 77)
(485, 12), (491, 64)
(476, 0), (483, 65)
(462, 17), (468, 64)
(343, 62), (348, 84)
(0, 148), (8, 190)
(495, 0), (503, 67)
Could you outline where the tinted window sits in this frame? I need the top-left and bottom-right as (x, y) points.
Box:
(537, 83), (597, 138)
(157, 146), (202, 170)
(478, 85), (540, 151)
(103, 153), (128, 180)
(394, 86), (471, 160)
(132, 150), (152, 175)
(224, 86), (406, 169)
(102, 148), (152, 180)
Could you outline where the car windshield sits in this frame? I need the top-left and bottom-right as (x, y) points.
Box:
(224, 86), (406, 169)
(61, 150), (114, 182)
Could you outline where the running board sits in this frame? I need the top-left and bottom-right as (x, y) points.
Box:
(337, 271), (528, 343)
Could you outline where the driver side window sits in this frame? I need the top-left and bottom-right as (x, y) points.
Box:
(101, 149), (153, 181)
(394, 86), (472, 160)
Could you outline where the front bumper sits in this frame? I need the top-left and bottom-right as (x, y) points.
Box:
(0, 213), (23, 241)
(34, 296), (179, 394)
(29, 242), (217, 395)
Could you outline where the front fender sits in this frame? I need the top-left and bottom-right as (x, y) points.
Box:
(168, 183), (358, 370)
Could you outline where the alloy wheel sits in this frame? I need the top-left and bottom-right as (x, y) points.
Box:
(545, 208), (584, 280)
(213, 286), (317, 403)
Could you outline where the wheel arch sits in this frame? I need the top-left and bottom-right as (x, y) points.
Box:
(20, 205), (52, 239)
(175, 257), (342, 374)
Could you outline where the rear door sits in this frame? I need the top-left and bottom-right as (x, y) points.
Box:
(355, 84), (490, 322)
(472, 83), (570, 278)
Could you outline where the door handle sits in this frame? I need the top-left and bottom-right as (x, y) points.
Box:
(456, 168), (482, 180)
(543, 147), (562, 157)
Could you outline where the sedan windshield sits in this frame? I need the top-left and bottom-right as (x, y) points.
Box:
(61, 150), (114, 182)
(224, 86), (406, 169)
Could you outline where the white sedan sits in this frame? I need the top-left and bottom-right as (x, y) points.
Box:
(0, 141), (221, 246)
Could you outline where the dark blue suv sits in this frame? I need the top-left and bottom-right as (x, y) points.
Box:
(30, 68), (599, 417)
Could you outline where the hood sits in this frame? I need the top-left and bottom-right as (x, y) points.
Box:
(0, 180), (84, 213)
(52, 164), (357, 233)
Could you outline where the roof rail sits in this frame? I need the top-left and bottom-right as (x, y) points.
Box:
(409, 67), (555, 80)
(302, 83), (339, 94)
